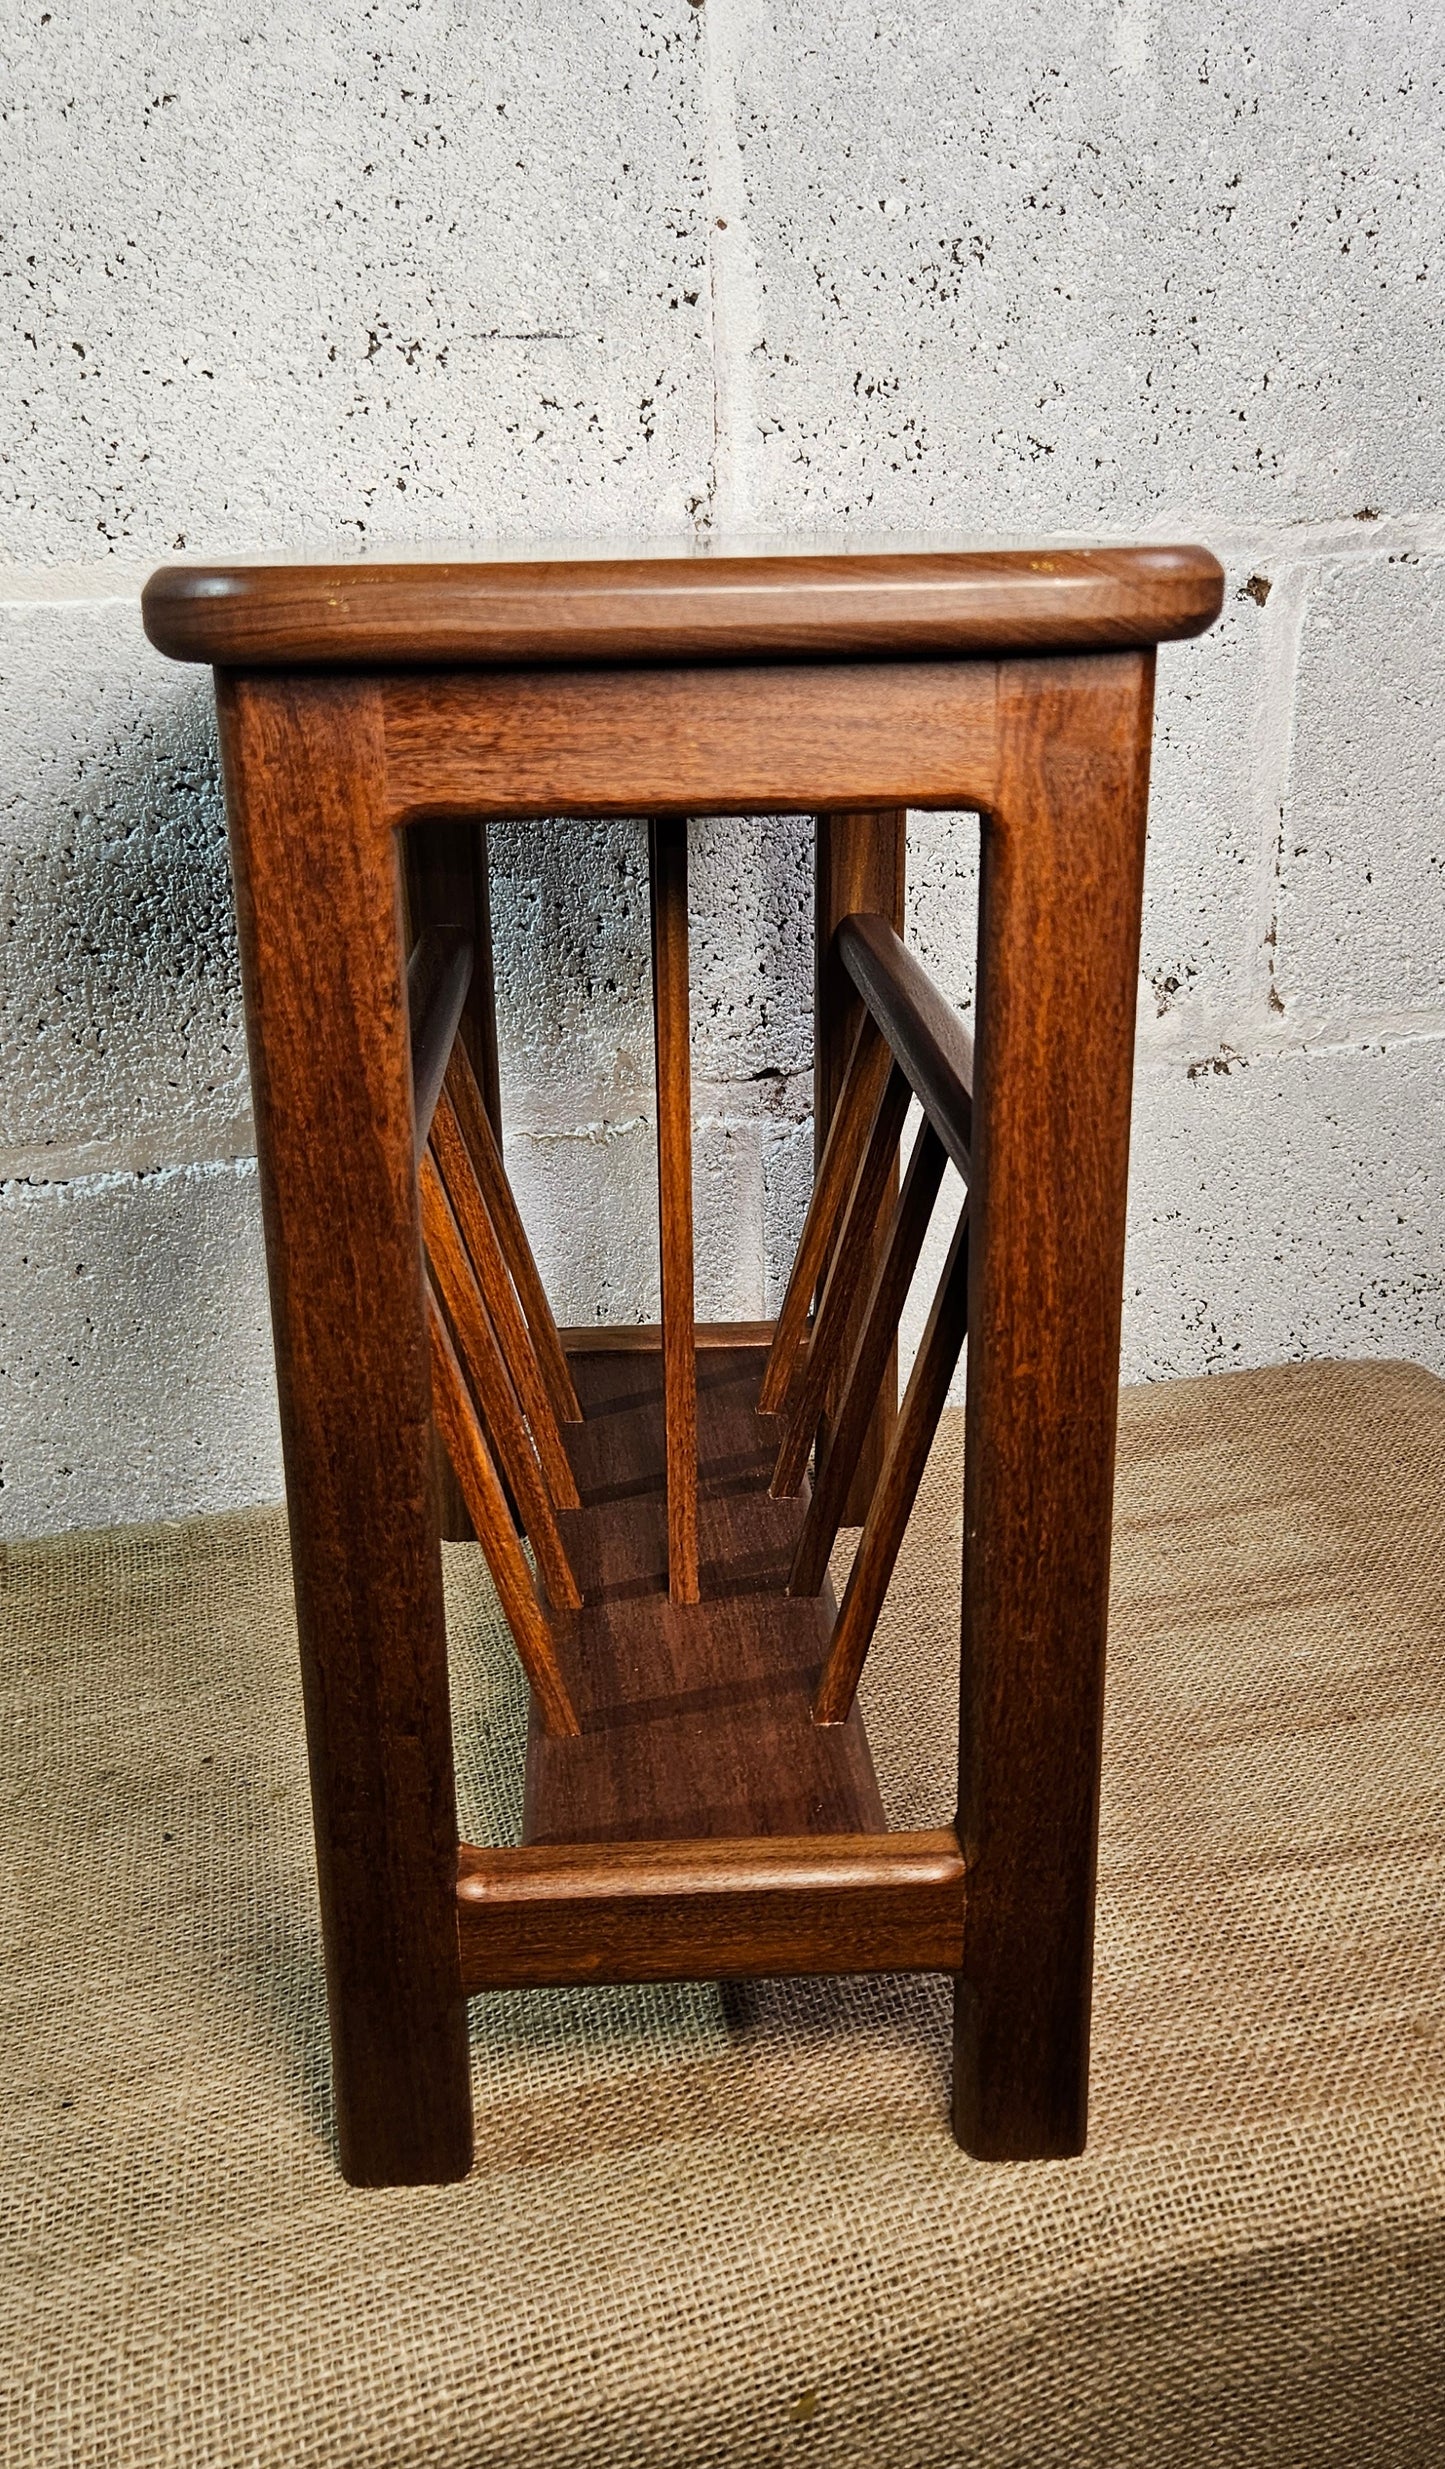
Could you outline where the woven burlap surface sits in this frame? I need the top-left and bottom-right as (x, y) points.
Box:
(2, 1358), (1443, 2468)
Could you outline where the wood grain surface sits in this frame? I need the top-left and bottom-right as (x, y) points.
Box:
(406, 925), (473, 1158)
(214, 672), (472, 2188)
(524, 1345), (886, 1846)
(814, 1203), (971, 1726)
(418, 1151), (581, 1614)
(382, 662), (999, 823)
(143, 542), (1225, 668)
(770, 1061), (913, 1500)
(428, 1090), (580, 1511)
(953, 650), (1155, 2162)
(790, 1118), (949, 1599)
(814, 813), (908, 1517)
(444, 1043), (583, 1427)
(425, 1291), (579, 1741)
(456, 1828), (965, 1988)
(403, 820), (501, 1128)
(838, 910), (975, 1177)
(758, 1013), (889, 1419)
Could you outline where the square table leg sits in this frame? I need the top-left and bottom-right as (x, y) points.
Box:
(954, 651), (1155, 2159)
(218, 674), (472, 2187)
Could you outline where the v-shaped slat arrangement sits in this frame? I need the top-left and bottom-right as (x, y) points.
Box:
(763, 911), (975, 1728)
(406, 948), (586, 1735)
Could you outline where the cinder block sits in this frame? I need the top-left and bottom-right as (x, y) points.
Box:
(490, 819), (656, 1132)
(689, 812), (812, 1093)
(1275, 553), (1445, 1022)
(0, 3), (712, 561)
(0, 593), (247, 1170)
(1139, 568), (1273, 1030)
(0, 1159), (280, 1539)
(501, 1118), (660, 1329)
(725, 2), (1444, 530)
(1124, 1036), (1445, 1380)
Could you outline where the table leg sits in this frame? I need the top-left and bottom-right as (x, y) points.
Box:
(218, 675), (472, 2187)
(953, 652), (1154, 2160)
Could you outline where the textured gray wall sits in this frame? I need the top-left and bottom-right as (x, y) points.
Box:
(2, 1), (1442, 1536)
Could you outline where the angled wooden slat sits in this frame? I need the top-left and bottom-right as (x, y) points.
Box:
(426, 1291), (579, 1739)
(428, 1088), (580, 1512)
(419, 1150), (582, 1615)
(444, 1041), (583, 1427)
(789, 1119), (949, 1597)
(758, 1009), (890, 1417)
(770, 1059), (912, 1499)
(649, 816), (700, 1606)
(813, 1202), (970, 1725)
(837, 911), (974, 1179)
(406, 925), (474, 1160)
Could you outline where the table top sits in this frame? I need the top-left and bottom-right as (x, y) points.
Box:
(142, 538), (1224, 669)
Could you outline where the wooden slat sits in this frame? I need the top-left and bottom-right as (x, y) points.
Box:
(838, 911), (974, 1179)
(814, 815), (908, 1517)
(649, 817), (700, 1605)
(382, 661), (1001, 824)
(404, 820), (501, 1129)
(456, 1828), (965, 1989)
(790, 1120), (948, 1598)
(418, 1150), (581, 1614)
(426, 1292), (579, 1740)
(406, 925), (474, 1159)
(770, 1060), (912, 1499)
(758, 1012), (889, 1416)
(429, 1089), (579, 1512)
(563, 1319), (776, 1353)
(444, 1042), (583, 1426)
(814, 1204), (970, 1725)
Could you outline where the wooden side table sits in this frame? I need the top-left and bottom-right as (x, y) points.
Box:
(143, 543), (1223, 2187)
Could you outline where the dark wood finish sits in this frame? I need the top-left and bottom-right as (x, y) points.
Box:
(429, 1089), (580, 1512)
(426, 1292), (579, 1740)
(456, 1828), (965, 1989)
(790, 1120), (949, 1599)
(157, 542), (1213, 2189)
(404, 820), (501, 1129)
(815, 813), (908, 1518)
(383, 663), (998, 824)
(524, 1346), (886, 1846)
(757, 1014), (889, 1417)
(406, 926), (473, 1158)
(770, 1061), (912, 1500)
(813, 1203), (971, 1726)
(648, 818), (700, 1606)
(418, 1150), (581, 1614)
(213, 673), (470, 2189)
(839, 912), (975, 1178)
(953, 651), (1155, 2163)
(144, 543), (1226, 669)
(445, 1044), (582, 1426)
(565, 1319), (777, 1353)
(403, 829), (493, 1544)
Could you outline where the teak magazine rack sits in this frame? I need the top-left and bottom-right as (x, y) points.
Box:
(143, 543), (1224, 2187)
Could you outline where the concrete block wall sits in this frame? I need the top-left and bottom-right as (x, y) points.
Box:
(2, 0), (1441, 1536)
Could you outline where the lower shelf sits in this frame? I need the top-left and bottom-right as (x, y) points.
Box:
(522, 1340), (886, 1846)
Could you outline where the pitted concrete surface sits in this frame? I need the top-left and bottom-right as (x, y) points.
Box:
(2, 1), (1442, 1534)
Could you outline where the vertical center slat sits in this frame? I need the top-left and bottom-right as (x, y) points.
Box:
(648, 818), (700, 1605)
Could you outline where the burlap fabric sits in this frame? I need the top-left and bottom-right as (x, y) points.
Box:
(2, 1358), (1443, 2467)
